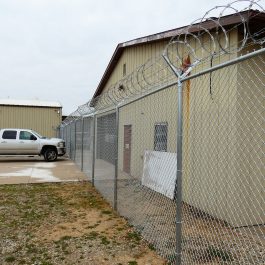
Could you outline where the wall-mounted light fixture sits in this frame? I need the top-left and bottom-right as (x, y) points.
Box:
(118, 84), (125, 91)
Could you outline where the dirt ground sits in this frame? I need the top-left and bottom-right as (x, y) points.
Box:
(0, 181), (166, 265)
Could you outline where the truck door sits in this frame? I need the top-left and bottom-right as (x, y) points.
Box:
(18, 130), (39, 154)
(0, 130), (18, 154)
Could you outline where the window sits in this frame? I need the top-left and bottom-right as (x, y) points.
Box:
(123, 63), (126, 77)
(2, 130), (17, 140)
(154, 123), (168, 152)
(19, 131), (36, 140)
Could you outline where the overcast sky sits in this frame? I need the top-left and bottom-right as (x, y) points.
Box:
(0, 0), (263, 115)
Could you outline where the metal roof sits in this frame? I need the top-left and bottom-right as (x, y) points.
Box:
(0, 99), (62, 108)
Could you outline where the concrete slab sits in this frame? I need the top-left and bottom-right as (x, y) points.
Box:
(0, 156), (88, 184)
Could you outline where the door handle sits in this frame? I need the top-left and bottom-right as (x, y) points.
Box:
(1, 141), (7, 143)
(19, 141), (24, 143)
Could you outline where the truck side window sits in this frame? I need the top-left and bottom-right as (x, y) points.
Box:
(19, 131), (34, 140)
(2, 130), (17, 139)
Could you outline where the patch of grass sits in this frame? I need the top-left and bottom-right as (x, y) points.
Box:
(0, 183), (165, 265)
(166, 254), (177, 265)
(60, 211), (67, 217)
(86, 223), (99, 229)
(0, 214), (6, 222)
(87, 231), (99, 240)
(100, 235), (110, 245)
(128, 261), (138, 265)
(60, 235), (72, 241)
(5, 256), (16, 263)
(148, 243), (156, 251)
(101, 210), (112, 215)
(40, 260), (53, 265)
(8, 219), (18, 228)
(22, 209), (48, 223)
(54, 236), (71, 254)
(63, 249), (70, 255)
(61, 242), (69, 252)
(69, 191), (106, 210)
(26, 243), (38, 254)
(206, 246), (233, 262)
(126, 231), (141, 243)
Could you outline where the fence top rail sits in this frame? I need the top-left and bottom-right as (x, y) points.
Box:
(181, 46), (265, 82)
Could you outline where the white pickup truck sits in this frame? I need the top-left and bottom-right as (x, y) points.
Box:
(0, 128), (66, 161)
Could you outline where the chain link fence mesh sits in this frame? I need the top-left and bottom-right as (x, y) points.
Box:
(58, 1), (264, 263)
(74, 118), (83, 169)
(94, 112), (117, 207)
(82, 116), (94, 180)
(60, 49), (264, 264)
(60, 54), (264, 265)
(181, 55), (264, 264)
(116, 85), (179, 263)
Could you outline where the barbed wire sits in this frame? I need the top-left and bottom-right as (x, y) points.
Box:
(61, 0), (264, 126)
(164, 0), (265, 72)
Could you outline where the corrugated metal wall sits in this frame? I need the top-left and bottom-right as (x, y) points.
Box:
(0, 105), (62, 138)
(104, 41), (168, 91)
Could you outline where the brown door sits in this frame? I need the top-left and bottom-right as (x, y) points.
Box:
(123, 125), (132, 174)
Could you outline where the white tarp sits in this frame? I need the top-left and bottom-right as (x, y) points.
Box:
(142, 150), (177, 199)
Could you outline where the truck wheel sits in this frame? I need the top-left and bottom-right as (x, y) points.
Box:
(44, 148), (57, 162)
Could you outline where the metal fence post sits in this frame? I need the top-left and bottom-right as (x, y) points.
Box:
(69, 123), (72, 158)
(74, 120), (77, 161)
(91, 114), (96, 187)
(114, 106), (119, 211)
(175, 79), (183, 265)
(81, 117), (84, 171)
(162, 53), (184, 264)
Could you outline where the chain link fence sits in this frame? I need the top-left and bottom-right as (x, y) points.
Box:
(116, 84), (179, 262)
(180, 56), (264, 264)
(94, 112), (117, 207)
(59, 1), (264, 264)
(82, 116), (94, 180)
(60, 49), (265, 264)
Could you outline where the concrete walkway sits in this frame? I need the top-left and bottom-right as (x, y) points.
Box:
(0, 156), (88, 184)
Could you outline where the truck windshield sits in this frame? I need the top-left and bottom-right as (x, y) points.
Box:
(31, 130), (46, 139)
